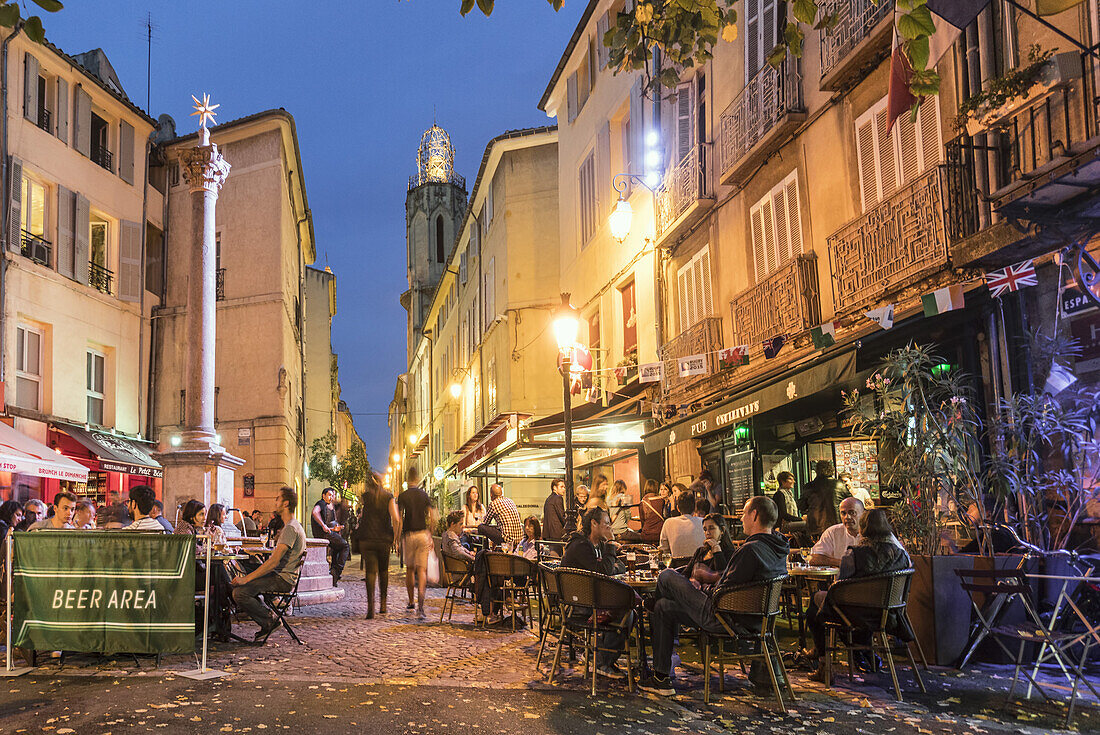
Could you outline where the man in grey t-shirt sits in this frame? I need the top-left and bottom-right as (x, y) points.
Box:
(231, 486), (306, 642)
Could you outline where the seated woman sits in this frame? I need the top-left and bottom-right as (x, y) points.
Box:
(682, 513), (737, 592)
(462, 486), (485, 533)
(639, 480), (668, 545)
(175, 500), (206, 537)
(518, 516), (541, 560)
(806, 508), (911, 681)
(205, 503), (230, 548)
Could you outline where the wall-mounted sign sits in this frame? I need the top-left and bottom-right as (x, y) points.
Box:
(238, 428), (252, 446)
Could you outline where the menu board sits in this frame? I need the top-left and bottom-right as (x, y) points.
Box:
(833, 440), (880, 502)
(724, 448), (755, 510)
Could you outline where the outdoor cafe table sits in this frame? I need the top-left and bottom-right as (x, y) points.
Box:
(786, 565), (840, 650)
(617, 571), (658, 680)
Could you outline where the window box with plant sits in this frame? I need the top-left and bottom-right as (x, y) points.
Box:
(614, 352), (638, 386)
(956, 47), (1081, 136)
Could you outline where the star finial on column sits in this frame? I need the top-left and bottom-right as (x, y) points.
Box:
(191, 93), (220, 129)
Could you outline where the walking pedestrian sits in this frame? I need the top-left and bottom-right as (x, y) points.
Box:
(397, 465), (432, 619)
(356, 472), (400, 619)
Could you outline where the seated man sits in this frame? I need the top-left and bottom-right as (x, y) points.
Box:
(659, 492), (704, 562)
(808, 497), (864, 566)
(73, 499), (97, 529)
(311, 487), (350, 585)
(150, 500), (175, 533)
(561, 507), (630, 679)
(230, 485), (306, 643)
(642, 496), (789, 696)
(442, 510), (475, 563)
(478, 483), (523, 549)
(122, 486), (168, 532)
(17, 499), (46, 531)
(28, 492), (76, 531)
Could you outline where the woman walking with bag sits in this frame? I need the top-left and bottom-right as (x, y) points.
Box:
(356, 472), (401, 619)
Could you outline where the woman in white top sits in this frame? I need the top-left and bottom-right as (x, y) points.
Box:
(462, 486), (485, 530)
(517, 516), (541, 560)
(205, 503), (229, 548)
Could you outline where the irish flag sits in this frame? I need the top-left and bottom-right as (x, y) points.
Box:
(922, 285), (965, 317)
(810, 322), (838, 349)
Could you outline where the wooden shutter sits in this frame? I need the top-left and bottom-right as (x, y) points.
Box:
(762, 0), (779, 70)
(677, 265), (690, 330)
(629, 77), (644, 176)
(459, 251), (467, 284)
(7, 156), (21, 252)
(784, 174), (802, 257)
(597, 12), (610, 69)
(57, 186), (75, 278)
(697, 247), (713, 318)
(485, 257), (495, 324)
(917, 96), (942, 170)
(74, 86), (91, 158)
(55, 77), (68, 144)
(74, 193), (90, 285)
(896, 108), (920, 186)
(750, 204), (766, 283)
(771, 187), (789, 267)
(567, 72), (578, 123)
(855, 115), (877, 212)
(875, 106), (897, 199)
(746, 0), (761, 80)
(118, 220), (142, 302)
(598, 121), (611, 215)
(675, 82), (694, 164)
(23, 53), (38, 123)
(119, 120), (135, 184)
(588, 36), (598, 92)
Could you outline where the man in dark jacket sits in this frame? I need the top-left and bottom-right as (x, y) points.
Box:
(560, 507), (630, 678)
(798, 461), (849, 537)
(543, 479), (567, 544)
(642, 496), (789, 696)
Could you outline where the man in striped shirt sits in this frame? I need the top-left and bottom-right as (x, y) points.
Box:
(479, 483), (523, 547)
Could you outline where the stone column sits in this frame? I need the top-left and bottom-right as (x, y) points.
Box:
(155, 126), (243, 518)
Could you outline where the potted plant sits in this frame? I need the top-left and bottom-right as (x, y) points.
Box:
(844, 344), (988, 665)
(956, 46), (1081, 135)
(614, 352), (639, 386)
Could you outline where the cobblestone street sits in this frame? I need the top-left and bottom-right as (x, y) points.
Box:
(4, 561), (1100, 734)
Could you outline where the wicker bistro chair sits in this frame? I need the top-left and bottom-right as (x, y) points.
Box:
(483, 552), (539, 632)
(550, 567), (639, 695)
(821, 569), (927, 701)
(440, 553), (477, 623)
(536, 562), (565, 671)
(703, 575), (795, 709)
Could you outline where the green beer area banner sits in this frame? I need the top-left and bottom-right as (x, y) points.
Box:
(10, 531), (195, 654)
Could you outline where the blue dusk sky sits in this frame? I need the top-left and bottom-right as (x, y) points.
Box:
(42, 0), (579, 467)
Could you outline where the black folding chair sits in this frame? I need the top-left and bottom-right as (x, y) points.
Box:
(261, 552), (307, 645)
(549, 567), (637, 695)
(439, 553), (475, 623)
(703, 575), (794, 710)
(822, 569), (927, 701)
(536, 562), (564, 672)
(956, 567), (1099, 725)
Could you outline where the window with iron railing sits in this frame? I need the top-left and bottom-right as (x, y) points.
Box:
(89, 262), (113, 295)
(216, 268), (226, 301)
(21, 230), (52, 267)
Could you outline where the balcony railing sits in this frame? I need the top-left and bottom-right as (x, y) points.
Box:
(945, 51), (1098, 222)
(35, 106), (51, 133)
(89, 261), (113, 294)
(655, 144), (714, 241)
(719, 55), (804, 183)
(828, 168), (952, 314)
(819, 0), (893, 90)
(20, 230), (51, 267)
(216, 267), (226, 301)
(91, 145), (113, 172)
(730, 254), (819, 348)
(659, 316), (722, 401)
(408, 171), (466, 191)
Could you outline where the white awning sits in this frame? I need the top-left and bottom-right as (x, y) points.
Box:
(0, 422), (89, 482)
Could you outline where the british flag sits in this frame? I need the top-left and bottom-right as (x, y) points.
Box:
(985, 260), (1038, 298)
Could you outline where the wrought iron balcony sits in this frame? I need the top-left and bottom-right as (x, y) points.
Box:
(20, 230), (51, 267)
(655, 144), (715, 245)
(719, 56), (805, 186)
(944, 51), (1099, 263)
(730, 254), (819, 349)
(91, 145), (113, 172)
(659, 316), (722, 402)
(819, 0), (893, 92)
(216, 267), (226, 301)
(828, 168), (957, 315)
(35, 106), (51, 133)
(89, 261), (113, 294)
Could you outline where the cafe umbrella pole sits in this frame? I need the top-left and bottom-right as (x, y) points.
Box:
(2, 532), (31, 676)
(178, 534), (227, 681)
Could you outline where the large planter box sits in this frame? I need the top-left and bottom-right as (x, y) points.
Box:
(908, 554), (1028, 666)
(964, 51), (1084, 135)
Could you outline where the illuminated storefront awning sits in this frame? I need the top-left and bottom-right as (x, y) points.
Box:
(54, 423), (163, 478)
(0, 422), (88, 481)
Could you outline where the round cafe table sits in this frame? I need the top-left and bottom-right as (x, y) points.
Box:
(786, 565), (840, 650)
(616, 572), (659, 679)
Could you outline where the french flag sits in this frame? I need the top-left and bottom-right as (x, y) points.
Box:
(887, 0), (991, 133)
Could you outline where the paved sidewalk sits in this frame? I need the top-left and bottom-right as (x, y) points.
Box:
(5, 562), (1099, 734)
